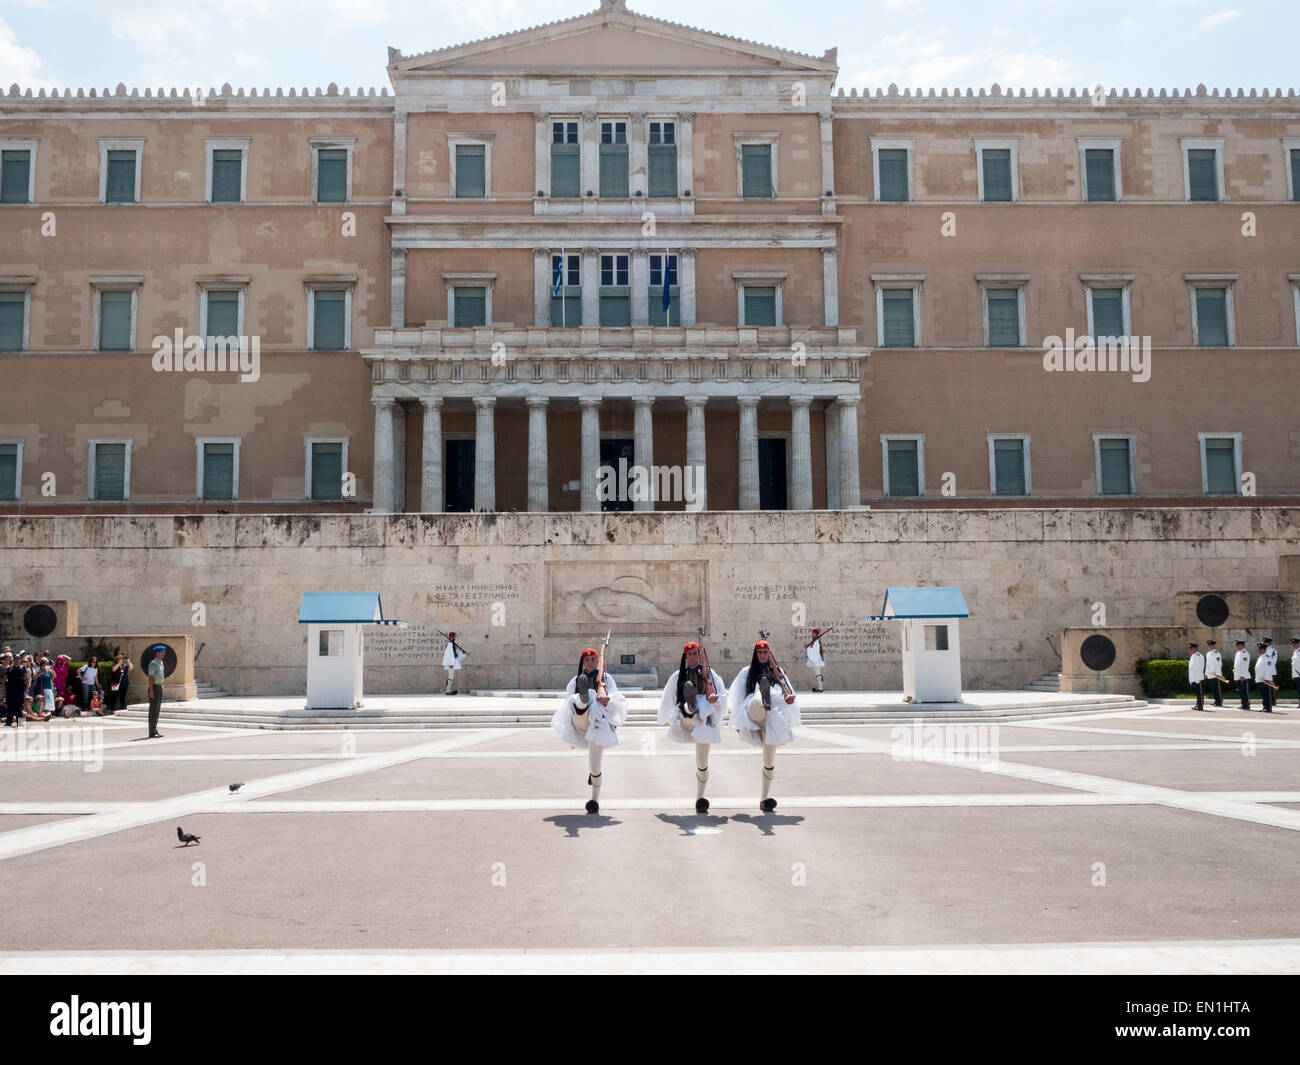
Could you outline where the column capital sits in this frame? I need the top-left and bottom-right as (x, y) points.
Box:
(525, 394), (550, 408)
(533, 246), (552, 257)
(820, 246), (838, 258)
(535, 112), (550, 125)
(736, 395), (761, 409)
(582, 246), (600, 257)
(678, 247), (697, 259)
(419, 395), (443, 411)
(372, 396), (398, 410)
(789, 396), (813, 409)
(629, 247), (648, 261)
(676, 111), (696, 123)
(579, 395), (603, 409)
(580, 111), (597, 123)
(633, 395), (655, 408)
(473, 395), (497, 409)
(836, 395), (860, 409)
(684, 395), (708, 409)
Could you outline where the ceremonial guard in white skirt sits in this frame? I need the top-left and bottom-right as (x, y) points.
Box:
(441, 631), (467, 695)
(805, 628), (826, 692)
(727, 638), (801, 811)
(658, 640), (727, 813)
(550, 641), (627, 813)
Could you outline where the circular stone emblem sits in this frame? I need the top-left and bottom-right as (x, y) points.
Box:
(1080, 634), (1117, 673)
(1195, 594), (1230, 628)
(148, 643), (178, 679)
(22, 604), (57, 638)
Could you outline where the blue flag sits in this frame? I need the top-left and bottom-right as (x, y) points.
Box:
(662, 254), (675, 316)
(553, 256), (564, 297)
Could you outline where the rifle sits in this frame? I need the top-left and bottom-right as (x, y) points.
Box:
(695, 626), (719, 700)
(595, 631), (611, 703)
(805, 625), (835, 650)
(757, 628), (796, 701)
(435, 630), (468, 657)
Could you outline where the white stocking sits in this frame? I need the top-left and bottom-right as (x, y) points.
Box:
(761, 744), (777, 802)
(695, 742), (710, 799)
(587, 743), (603, 802)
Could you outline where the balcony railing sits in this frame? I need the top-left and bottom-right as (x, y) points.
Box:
(366, 324), (859, 353)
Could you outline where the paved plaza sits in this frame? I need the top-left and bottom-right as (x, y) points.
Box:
(1, 700), (1298, 974)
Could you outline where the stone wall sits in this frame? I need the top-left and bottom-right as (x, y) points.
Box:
(1, 508), (1296, 697)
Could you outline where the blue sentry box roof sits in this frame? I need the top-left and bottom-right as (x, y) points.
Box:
(880, 586), (969, 620)
(298, 592), (383, 624)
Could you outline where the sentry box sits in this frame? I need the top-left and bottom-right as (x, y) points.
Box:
(861, 586), (970, 704)
(298, 592), (407, 711)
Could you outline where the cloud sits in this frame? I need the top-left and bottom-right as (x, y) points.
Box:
(848, 28), (1073, 91)
(0, 16), (53, 88)
(1198, 10), (1240, 30)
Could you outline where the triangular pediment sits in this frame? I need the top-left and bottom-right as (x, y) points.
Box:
(391, 3), (835, 76)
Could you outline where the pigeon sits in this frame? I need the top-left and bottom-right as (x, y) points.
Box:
(177, 827), (201, 846)
(228, 782), (244, 792)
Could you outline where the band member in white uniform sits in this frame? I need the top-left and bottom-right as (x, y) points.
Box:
(805, 629), (825, 693)
(1233, 640), (1252, 710)
(1205, 640), (1224, 708)
(550, 648), (628, 813)
(1254, 642), (1274, 713)
(727, 639), (801, 812)
(1187, 643), (1206, 710)
(441, 632), (467, 695)
(658, 641), (727, 813)
(1291, 639), (1300, 707)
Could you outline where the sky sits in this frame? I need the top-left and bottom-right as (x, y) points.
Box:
(0, 0), (1294, 96)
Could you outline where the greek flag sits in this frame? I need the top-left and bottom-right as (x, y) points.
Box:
(663, 252), (675, 315)
(553, 252), (564, 297)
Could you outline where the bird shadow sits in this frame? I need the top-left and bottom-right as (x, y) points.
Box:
(544, 814), (622, 838)
(172, 844), (200, 849)
(656, 813), (730, 835)
(729, 812), (805, 836)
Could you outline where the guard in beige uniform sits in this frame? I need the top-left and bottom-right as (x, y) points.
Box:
(146, 645), (166, 739)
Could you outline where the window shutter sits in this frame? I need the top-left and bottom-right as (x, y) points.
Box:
(887, 440), (919, 496)
(0, 443), (17, 500)
(648, 144), (677, 197)
(454, 287), (486, 328)
(105, 150), (136, 203)
(743, 286), (776, 327)
(455, 145), (485, 198)
(1188, 149), (1218, 201)
(881, 289), (915, 347)
(986, 289), (1021, 345)
(1085, 149), (1115, 202)
(877, 149), (908, 201)
(1204, 439), (1236, 494)
(94, 443), (127, 501)
(1195, 288), (1228, 346)
(1090, 288), (1124, 339)
(0, 292), (24, 350)
(982, 149), (1012, 201)
(317, 149), (348, 202)
(649, 288), (678, 326)
(1, 150), (31, 203)
(742, 145), (772, 198)
(1292, 149), (1300, 202)
(551, 145), (579, 197)
(550, 292), (582, 327)
(599, 292), (631, 327)
(311, 442), (343, 500)
(202, 443), (235, 500)
(993, 439), (1026, 495)
(211, 149), (242, 202)
(599, 144), (628, 197)
(313, 290), (346, 349)
(1098, 439), (1131, 494)
(99, 290), (133, 350)
(205, 291), (239, 340)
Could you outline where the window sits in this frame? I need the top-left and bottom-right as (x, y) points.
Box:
(982, 285), (1025, 346)
(924, 625), (949, 652)
(309, 288), (349, 350)
(197, 439), (239, 501)
(876, 286), (919, 347)
(988, 435), (1030, 496)
(0, 441), (21, 500)
(0, 289), (29, 350)
(1190, 283), (1234, 347)
(202, 288), (243, 343)
(95, 286), (137, 351)
(741, 144), (773, 198)
(881, 435), (924, 497)
(550, 253), (581, 326)
(734, 274), (784, 327)
(648, 121), (677, 198)
(306, 439), (347, 501)
(599, 120), (628, 198)
(976, 139), (1018, 202)
(311, 139), (354, 203)
(743, 286), (777, 327)
(1095, 435), (1136, 495)
(872, 139), (912, 202)
(0, 144), (34, 204)
(319, 629), (344, 656)
(551, 120), (579, 198)
(1199, 434), (1241, 495)
(1294, 280), (1300, 345)
(1182, 139), (1223, 202)
(453, 286), (487, 328)
(206, 139), (248, 203)
(449, 136), (492, 199)
(1289, 143), (1300, 202)
(1078, 139), (1121, 202)
(89, 440), (130, 501)
(648, 253), (679, 326)
(99, 140), (143, 204)
(599, 254), (630, 326)
(1087, 287), (1127, 340)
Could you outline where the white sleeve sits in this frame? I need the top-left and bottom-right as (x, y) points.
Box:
(658, 672), (679, 726)
(726, 670), (750, 726)
(601, 673), (628, 726)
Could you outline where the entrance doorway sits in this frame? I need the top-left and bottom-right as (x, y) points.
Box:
(758, 438), (788, 510)
(445, 439), (475, 511)
(600, 438), (634, 512)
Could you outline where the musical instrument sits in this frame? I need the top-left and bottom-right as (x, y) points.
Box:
(1208, 674), (1229, 684)
(595, 631), (610, 702)
(1259, 678), (1279, 691)
(436, 630), (468, 657)
(695, 626), (719, 700)
(757, 628), (796, 701)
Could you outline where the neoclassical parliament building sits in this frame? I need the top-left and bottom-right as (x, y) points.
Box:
(3, 0), (1299, 515)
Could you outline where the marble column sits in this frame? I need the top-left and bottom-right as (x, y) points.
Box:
(679, 248), (697, 326)
(419, 396), (443, 513)
(633, 395), (654, 511)
(473, 396), (496, 511)
(790, 397), (813, 511)
(581, 247), (600, 328)
(371, 397), (397, 513)
(526, 396), (549, 512)
(821, 247), (839, 327)
(837, 396), (861, 509)
(390, 248), (407, 328)
(580, 395), (601, 513)
(533, 247), (552, 326)
(685, 395), (707, 511)
(825, 400), (841, 510)
(737, 396), (760, 511)
(630, 248), (649, 326)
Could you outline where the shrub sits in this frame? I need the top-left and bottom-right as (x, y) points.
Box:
(1137, 657), (1294, 697)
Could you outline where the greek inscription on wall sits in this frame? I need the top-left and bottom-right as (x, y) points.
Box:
(427, 583), (521, 608)
(800, 624), (894, 661)
(368, 624), (441, 664)
(734, 582), (819, 602)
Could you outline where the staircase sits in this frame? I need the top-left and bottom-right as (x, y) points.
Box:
(1024, 672), (1061, 693)
(194, 677), (229, 699)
